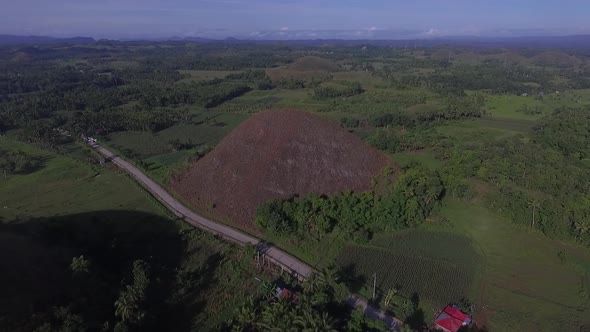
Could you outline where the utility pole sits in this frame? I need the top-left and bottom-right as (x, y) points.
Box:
(372, 273), (377, 299)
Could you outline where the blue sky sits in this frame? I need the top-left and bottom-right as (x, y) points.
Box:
(2, 0), (589, 39)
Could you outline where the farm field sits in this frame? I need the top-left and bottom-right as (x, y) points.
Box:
(336, 230), (482, 318)
(441, 200), (590, 332)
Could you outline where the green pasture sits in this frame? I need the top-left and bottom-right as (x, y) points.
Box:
(107, 111), (248, 158)
(0, 137), (162, 221)
(486, 90), (590, 120)
(390, 150), (443, 169)
(485, 94), (549, 120)
(441, 200), (590, 332)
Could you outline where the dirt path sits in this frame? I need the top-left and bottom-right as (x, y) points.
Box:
(90, 143), (402, 329)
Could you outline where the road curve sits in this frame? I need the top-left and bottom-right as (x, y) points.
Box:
(91, 143), (401, 330)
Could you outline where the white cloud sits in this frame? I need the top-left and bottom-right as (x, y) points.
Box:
(280, 26), (289, 31)
(424, 28), (440, 35)
(369, 26), (377, 31)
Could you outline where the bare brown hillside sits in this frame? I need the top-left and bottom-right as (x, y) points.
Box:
(171, 109), (394, 231)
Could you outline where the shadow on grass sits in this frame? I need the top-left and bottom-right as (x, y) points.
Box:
(0, 210), (224, 332)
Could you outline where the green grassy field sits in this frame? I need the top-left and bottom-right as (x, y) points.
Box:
(485, 95), (549, 120)
(107, 111), (247, 155)
(0, 137), (162, 220)
(485, 90), (590, 120)
(440, 200), (590, 332)
(391, 150), (443, 169)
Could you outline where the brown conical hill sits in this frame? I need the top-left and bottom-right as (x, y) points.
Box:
(171, 109), (394, 231)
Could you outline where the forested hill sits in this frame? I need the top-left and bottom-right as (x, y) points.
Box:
(3, 33), (590, 49)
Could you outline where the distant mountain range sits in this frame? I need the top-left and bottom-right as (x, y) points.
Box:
(1, 34), (589, 49)
(0, 35), (95, 45)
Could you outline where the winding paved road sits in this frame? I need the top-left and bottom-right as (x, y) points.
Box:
(91, 142), (401, 330)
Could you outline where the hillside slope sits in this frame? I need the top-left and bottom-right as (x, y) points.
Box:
(171, 109), (393, 230)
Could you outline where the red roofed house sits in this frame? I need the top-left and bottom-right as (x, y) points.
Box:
(433, 305), (472, 332)
(274, 287), (299, 302)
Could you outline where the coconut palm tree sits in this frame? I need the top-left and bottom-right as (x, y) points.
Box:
(317, 266), (340, 289)
(234, 296), (257, 330)
(399, 298), (416, 318)
(295, 310), (337, 332)
(261, 281), (277, 300)
(258, 298), (295, 331)
(114, 292), (139, 323)
(303, 272), (322, 295)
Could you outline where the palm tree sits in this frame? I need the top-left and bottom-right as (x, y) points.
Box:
(303, 272), (322, 295)
(114, 292), (139, 323)
(315, 312), (337, 332)
(261, 281), (277, 300)
(295, 310), (337, 332)
(258, 298), (295, 331)
(234, 296), (257, 330)
(317, 266), (340, 289)
(399, 298), (416, 318)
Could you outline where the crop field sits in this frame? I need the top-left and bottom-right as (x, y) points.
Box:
(336, 230), (481, 308)
(441, 200), (590, 332)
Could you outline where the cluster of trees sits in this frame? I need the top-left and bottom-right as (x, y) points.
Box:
(256, 166), (444, 242)
(0, 149), (42, 178)
(66, 107), (190, 134)
(516, 104), (543, 115)
(223, 268), (391, 332)
(340, 117), (360, 128)
(376, 54), (586, 95)
(535, 107), (590, 158)
(113, 260), (151, 331)
(0, 46), (280, 147)
(370, 94), (485, 128)
(137, 81), (252, 108)
(437, 108), (590, 244)
(18, 119), (74, 148)
(313, 82), (364, 99)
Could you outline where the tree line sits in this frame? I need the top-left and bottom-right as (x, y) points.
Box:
(256, 166), (444, 243)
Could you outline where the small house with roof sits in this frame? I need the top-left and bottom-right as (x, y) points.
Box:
(433, 305), (472, 332)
